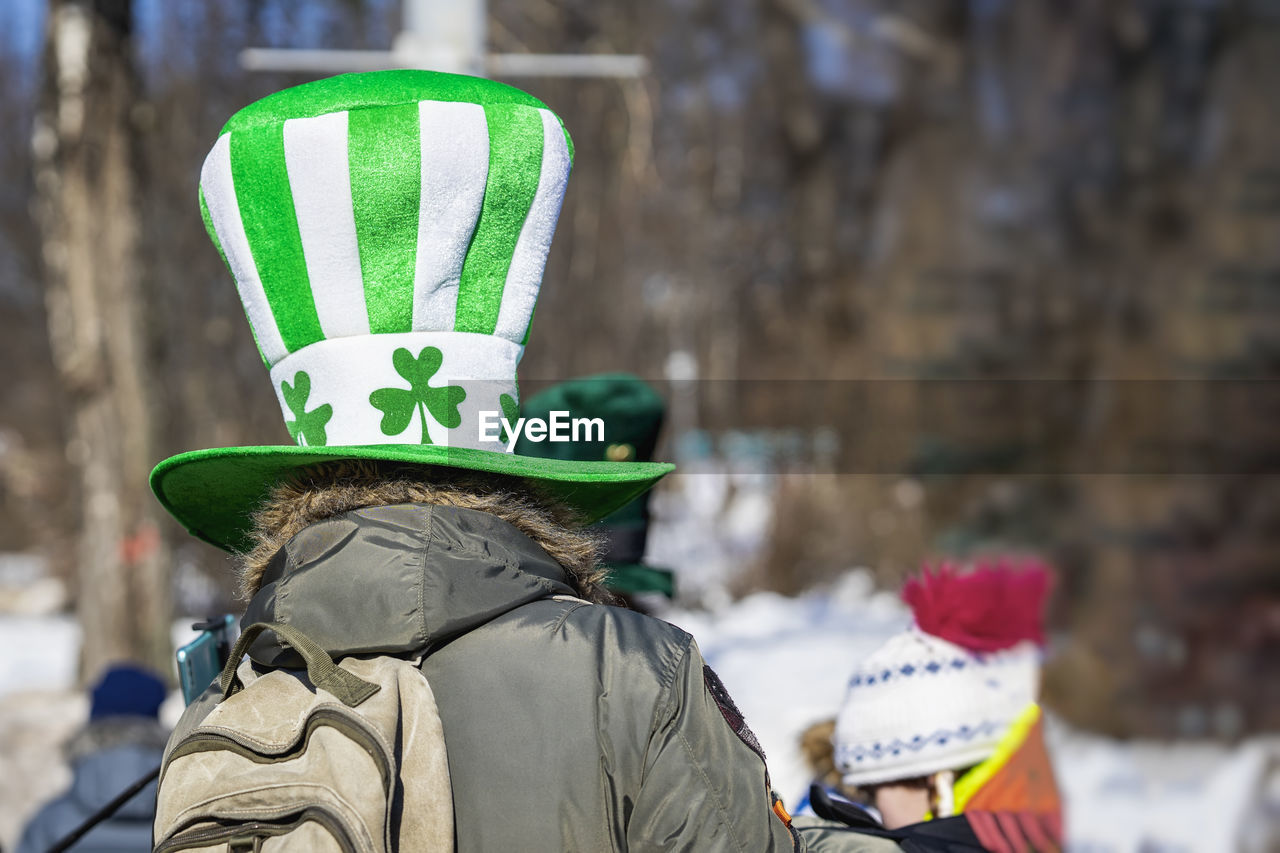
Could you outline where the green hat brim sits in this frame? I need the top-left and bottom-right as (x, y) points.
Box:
(151, 445), (673, 554)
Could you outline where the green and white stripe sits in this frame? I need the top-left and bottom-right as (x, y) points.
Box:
(285, 110), (369, 340)
(199, 88), (572, 452)
(412, 100), (489, 332)
(495, 107), (572, 343)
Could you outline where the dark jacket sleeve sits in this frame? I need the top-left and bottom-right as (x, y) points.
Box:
(626, 638), (803, 852)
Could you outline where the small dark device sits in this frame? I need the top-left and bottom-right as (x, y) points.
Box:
(176, 614), (236, 705)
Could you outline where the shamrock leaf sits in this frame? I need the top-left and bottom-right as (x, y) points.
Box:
(282, 371), (332, 447)
(369, 347), (467, 444)
(368, 387), (416, 437)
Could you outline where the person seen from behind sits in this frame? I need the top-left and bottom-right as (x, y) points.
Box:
(800, 560), (1063, 852)
(148, 69), (802, 851)
(16, 665), (167, 853)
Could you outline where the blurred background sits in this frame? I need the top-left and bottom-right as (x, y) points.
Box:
(0, 0), (1277, 849)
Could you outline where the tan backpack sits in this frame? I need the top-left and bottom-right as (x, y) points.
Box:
(153, 621), (453, 852)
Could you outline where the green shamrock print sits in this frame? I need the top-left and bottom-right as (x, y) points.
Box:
(369, 347), (467, 444)
(282, 371), (332, 447)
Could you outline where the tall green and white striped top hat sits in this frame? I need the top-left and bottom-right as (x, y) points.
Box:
(151, 71), (672, 553)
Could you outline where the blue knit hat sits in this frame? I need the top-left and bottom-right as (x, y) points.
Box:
(89, 664), (167, 721)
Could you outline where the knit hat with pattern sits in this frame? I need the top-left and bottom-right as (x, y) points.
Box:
(833, 561), (1051, 787)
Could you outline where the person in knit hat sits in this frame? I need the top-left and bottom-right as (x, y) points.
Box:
(150, 69), (799, 851)
(16, 665), (169, 853)
(805, 560), (1063, 852)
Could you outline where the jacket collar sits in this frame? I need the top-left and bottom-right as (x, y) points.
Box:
(243, 503), (575, 666)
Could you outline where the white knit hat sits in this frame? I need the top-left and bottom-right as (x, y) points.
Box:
(833, 562), (1050, 787)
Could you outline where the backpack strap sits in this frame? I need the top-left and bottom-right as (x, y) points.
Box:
(218, 621), (381, 707)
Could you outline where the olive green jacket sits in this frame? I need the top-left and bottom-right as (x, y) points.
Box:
(171, 503), (800, 852)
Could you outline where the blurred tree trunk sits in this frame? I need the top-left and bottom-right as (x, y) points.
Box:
(32, 0), (171, 681)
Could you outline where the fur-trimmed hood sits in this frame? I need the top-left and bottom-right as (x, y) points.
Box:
(243, 503), (578, 666)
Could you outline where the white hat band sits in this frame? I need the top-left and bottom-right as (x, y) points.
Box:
(268, 331), (522, 451)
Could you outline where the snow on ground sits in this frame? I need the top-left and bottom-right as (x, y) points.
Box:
(1046, 723), (1280, 852)
(0, 613), (79, 699)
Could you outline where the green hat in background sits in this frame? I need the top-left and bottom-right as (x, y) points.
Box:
(151, 70), (672, 553)
(516, 374), (675, 598)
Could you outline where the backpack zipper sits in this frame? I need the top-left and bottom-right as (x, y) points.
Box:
(161, 706), (396, 850)
(154, 805), (362, 853)
(163, 706), (393, 791)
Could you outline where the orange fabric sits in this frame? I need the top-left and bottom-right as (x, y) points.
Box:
(963, 715), (1063, 852)
(964, 716), (1062, 817)
(772, 795), (794, 827)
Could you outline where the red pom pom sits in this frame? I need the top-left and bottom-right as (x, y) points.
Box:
(902, 559), (1053, 653)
